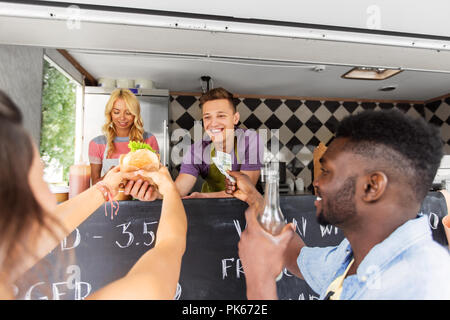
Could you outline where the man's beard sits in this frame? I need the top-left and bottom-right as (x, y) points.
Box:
(317, 176), (357, 227)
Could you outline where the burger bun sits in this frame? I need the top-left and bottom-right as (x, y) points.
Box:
(119, 149), (160, 173)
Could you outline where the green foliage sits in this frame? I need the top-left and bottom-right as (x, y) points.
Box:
(40, 60), (76, 182)
(128, 140), (156, 153)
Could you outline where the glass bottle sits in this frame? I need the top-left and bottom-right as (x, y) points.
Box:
(258, 162), (286, 281)
(257, 162), (286, 235)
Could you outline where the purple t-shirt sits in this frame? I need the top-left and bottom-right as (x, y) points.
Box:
(180, 128), (264, 179)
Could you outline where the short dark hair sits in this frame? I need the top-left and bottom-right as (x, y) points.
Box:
(199, 87), (236, 112)
(336, 109), (443, 201)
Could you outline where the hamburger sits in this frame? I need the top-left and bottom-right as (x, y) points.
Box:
(119, 141), (160, 173)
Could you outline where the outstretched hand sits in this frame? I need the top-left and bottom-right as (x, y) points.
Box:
(101, 166), (123, 198)
(122, 167), (177, 197)
(225, 171), (263, 207)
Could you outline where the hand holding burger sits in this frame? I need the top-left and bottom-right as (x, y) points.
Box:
(120, 141), (160, 173)
(121, 141), (165, 200)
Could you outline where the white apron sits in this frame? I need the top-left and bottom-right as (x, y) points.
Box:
(101, 143), (121, 177)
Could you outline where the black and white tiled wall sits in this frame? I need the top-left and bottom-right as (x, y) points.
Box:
(425, 96), (450, 155)
(169, 94), (450, 192)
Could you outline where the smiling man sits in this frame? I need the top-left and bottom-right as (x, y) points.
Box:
(175, 87), (264, 198)
(229, 109), (450, 300)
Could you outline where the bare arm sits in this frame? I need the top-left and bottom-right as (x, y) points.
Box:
(240, 169), (260, 186)
(87, 167), (187, 299)
(16, 167), (123, 279)
(184, 170), (260, 199)
(284, 233), (305, 279)
(175, 173), (197, 197)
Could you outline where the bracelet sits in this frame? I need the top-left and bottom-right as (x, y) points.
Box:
(95, 181), (120, 220)
(95, 181), (111, 202)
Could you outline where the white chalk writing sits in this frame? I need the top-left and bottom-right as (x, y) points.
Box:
(61, 228), (80, 251)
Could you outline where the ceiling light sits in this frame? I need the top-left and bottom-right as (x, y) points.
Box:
(342, 67), (402, 80)
(200, 76), (212, 93)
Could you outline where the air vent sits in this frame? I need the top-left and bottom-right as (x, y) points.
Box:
(379, 85), (397, 92)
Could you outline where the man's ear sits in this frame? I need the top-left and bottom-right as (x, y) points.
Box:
(233, 111), (240, 125)
(362, 171), (388, 202)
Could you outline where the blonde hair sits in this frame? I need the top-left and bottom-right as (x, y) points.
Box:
(102, 89), (145, 158)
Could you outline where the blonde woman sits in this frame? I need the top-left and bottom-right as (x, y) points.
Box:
(89, 89), (159, 185)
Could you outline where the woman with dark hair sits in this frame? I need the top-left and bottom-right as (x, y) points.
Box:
(0, 92), (187, 299)
(0, 90), (22, 123)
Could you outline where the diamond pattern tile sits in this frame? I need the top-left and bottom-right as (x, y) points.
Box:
(334, 105), (351, 121)
(354, 105), (365, 114)
(236, 103), (252, 122)
(295, 104), (313, 123)
(287, 158), (305, 176)
(264, 99), (283, 112)
(324, 115), (340, 133)
(342, 101), (359, 113)
(305, 136), (321, 153)
(285, 114), (302, 134)
(430, 115), (444, 127)
(304, 115), (322, 133)
(242, 98), (261, 111)
(361, 102), (376, 110)
(324, 101), (341, 114)
(278, 146), (296, 163)
(379, 103), (394, 110)
(296, 125), (314, 145)
(298, 146), (314, 167)
(441, 123), (450, 141)
(315, 126), (334, 145)
(232, 97), (241, 108)
(243, 114), (263, 129)
(426, 100), (442, 113)
(274, 103), (293, 123)
(176, 95), (197, 110)
(435, 103), (450, 121)
(264, 114), (284, 130)
(267, 135), (284, 154)
(278, 124), (294, 144)
(314, 105), (332, 124)
(253, 102), (274, 123)
(406, 107), (423, 119)
(396, 103), (411, 113)
(175, 112), (196, 130)
(286, 136), (304, 155)
(305, 100), (322, 112)
(170, 98), (188, 123)
(285, 99), (302, 112)
(413, 104), (425, 118)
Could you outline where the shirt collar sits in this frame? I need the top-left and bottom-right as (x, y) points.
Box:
(345, 216), (431, 282)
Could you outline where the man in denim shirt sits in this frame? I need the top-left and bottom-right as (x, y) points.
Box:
(228, 109), (450, 299)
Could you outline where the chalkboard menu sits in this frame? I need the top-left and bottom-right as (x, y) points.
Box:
(15, 192), (448, 300)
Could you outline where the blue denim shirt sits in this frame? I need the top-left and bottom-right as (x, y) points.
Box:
(297, 216), (450, 299)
